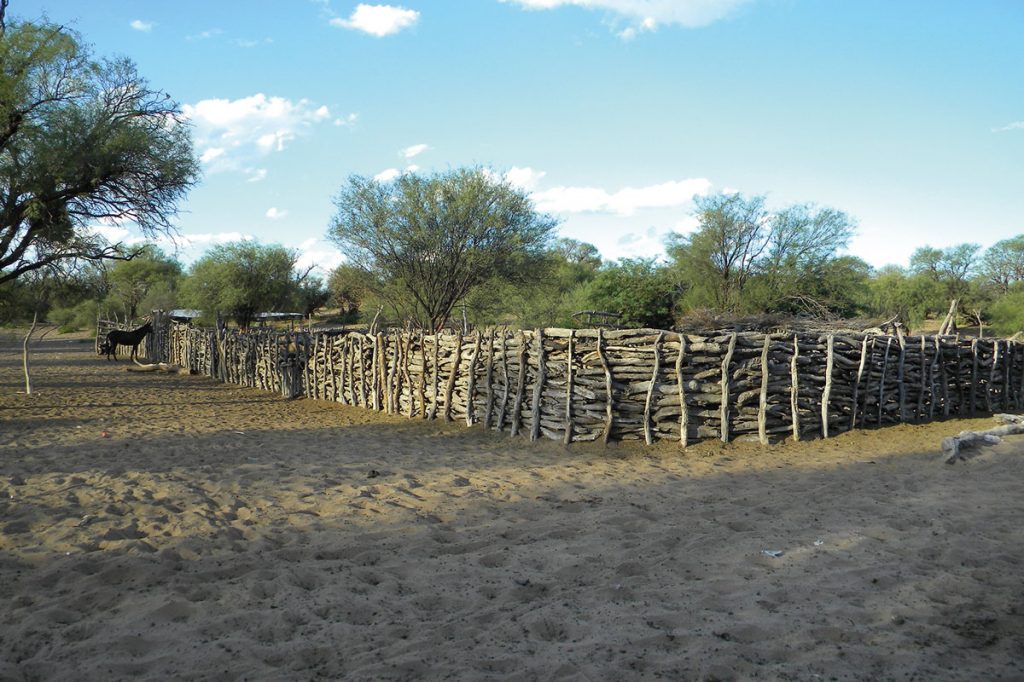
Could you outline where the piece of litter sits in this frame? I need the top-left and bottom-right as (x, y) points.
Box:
(234, 431), (245, 435)
(813, 540), (824, 547)
(761, 549), (784, 558)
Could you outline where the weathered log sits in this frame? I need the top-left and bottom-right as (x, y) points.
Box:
(564, 330), (575, 445)
(511, 332), (528, 437)
(790, 335), (800, 441)
(758, 334), (770, 445)
(941, 414), (1024, 463)
(821, 334), (834, 438)
(530, 329), (546, 441)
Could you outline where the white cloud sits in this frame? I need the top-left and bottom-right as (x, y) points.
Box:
(265, 207), (289, 220)
(405, 163), (420, 173)
(334, 113), (359, 126)
(502, 0), (749, 32)
(504, 166), (547, 192)
(245, 168), (268, 183)
(331, 4), (420, 37)
(993, 121), (1024, 132)
(401, 143), (430, 159)
(186, 28), (222, 41)
(374, 168), (401, 182)
(130, 19), (154, 32)
(294, 238), (346, 276)
(174, 232), (254, 248)
(183, 94), (331, 172)
(199, 147), (225, 164)
(532, 178), (712, 215)
(235, 37), (273, 48)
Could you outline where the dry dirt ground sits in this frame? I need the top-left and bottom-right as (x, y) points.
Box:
(1, 334), (1023, 681)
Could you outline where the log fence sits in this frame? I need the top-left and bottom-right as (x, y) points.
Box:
(140, 322), (1023, 445)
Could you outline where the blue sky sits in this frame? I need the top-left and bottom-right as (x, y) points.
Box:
(16, 0), (1024, 275)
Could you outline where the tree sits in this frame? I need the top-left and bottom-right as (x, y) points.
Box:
(327, 263), (374, 318)
(584, 258), (677, 329)
(180, 242), (306, 328)
(106, 244), (181, 319)
(981, 235), (1024, 294)
(0, 9), (198, 284)
(909, 243), (980, 299)
(668, 193), (771, 310)
(328, 168), (557, 331)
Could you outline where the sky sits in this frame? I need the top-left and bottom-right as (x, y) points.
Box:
(15, 0), (1024, 276)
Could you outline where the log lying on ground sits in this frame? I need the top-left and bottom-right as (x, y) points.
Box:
(941, 413), (1024, 463)
(126, 362), (189, 375)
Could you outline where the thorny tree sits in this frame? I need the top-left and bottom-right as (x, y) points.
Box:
(328, 168), (557, 331)
(0, 4), (198, 284)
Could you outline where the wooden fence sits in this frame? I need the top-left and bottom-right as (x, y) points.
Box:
(154, 322), (1023, 446)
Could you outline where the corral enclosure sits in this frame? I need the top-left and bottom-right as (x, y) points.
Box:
(97, 318), (1024, 446)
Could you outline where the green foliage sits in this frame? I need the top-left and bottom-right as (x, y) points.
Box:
(584, 258), (677, 329)
(180, 242), (303, 328)
(0, 15), (198, 284)
(328, 168), (557, 330)
(981, 235), (1024, 293)
(106, 244), (182, 318)
(48, 299), (100, 333)
(989, 287), (1024, 337)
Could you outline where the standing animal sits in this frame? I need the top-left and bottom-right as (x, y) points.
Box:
(104, 322), (153, 361)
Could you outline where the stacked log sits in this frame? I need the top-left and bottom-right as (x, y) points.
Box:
(153, 322), (1024, 447)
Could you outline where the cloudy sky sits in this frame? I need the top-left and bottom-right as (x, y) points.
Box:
(18, 0), (1024, 275)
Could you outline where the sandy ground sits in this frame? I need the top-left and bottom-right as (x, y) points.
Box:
(1, 333), (1023, 681)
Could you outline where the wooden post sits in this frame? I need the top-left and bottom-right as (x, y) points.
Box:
(939, 336), (950, 417)
(443, 332), (462, 422)
(970, 338), (978, 416)
(417, 334), (427, 418)
(644, 332), (664, 446)
(917, 336), (927, 420)
(758, 333), (770, 445)
(428, 334), (440, 420)
(497, 332), (510, 431)
(598, 329), (614, 445)
(721, 333), (737, 443)
(896, 334), (907, 422)
(878, 337), (892, 426)
(511, 332), (528, 437)
(790, 335), (800, 441)
(483, 330), (495, 428)
(850, 335), (868, 430)
(987, 340), (999, 413)
(822, 334), (834, 438)
(676, 335), (687, 448)
(466, 331), (481, 426)
(530, 329), (546, 441)
(563, 330), (575, 446)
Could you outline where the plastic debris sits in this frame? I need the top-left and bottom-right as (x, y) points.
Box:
(761, 549), (784, 558)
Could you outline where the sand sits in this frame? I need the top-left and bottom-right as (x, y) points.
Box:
(2, 333), (1023, 681)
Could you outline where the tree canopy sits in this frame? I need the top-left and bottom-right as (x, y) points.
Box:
(180, 242), (307, 328)
(328, 168), (557, 330)
(0, 9), (198, 284)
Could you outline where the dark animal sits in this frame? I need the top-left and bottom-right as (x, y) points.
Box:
(105, 322), (153, 361)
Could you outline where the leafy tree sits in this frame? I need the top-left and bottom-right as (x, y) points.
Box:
(297, 276), (329, 317)
(668, 193), (771, 310)
(668, 193), (855, 315)
(909, 243), (980, 299)
(327, 263), (374, 318)
(180, 242), (306, 328)
(981, 235), (1024, 294)
(0, 8), (198, 284)
(989, 287), (1024, 337)
(106, 244), (182, 319)
(328, 168), (557, 331)
(584, 258), (676, 329)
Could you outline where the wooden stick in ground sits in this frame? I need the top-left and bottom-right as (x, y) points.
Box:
(758, 333), (770, 445)
(676, 335), (687, 448)
(466, 331), (481, 426)
(821, 334), (834, 438)
(497, 332), (510, 432)
(428, 334), (440, 421)
(563, 330), (575, 446)
(850, 335), (868, 430)
(530, 329), (546, 441)
(643, 332), (663, 446)
(598, 329), (614, 445)
(511, 332), (528, 437)
(987, 340), (999, 413)
(483, 330), (495, 429)
(878, 336), (893, 426)
(720, 333), (737, 443)
(443, 332), (463, 422)
(790, 334), (800, 441)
